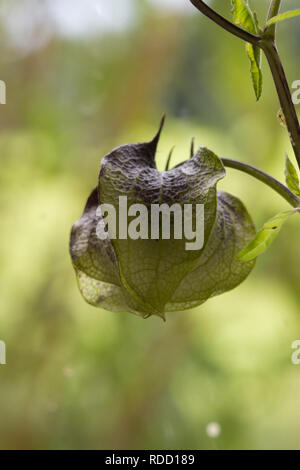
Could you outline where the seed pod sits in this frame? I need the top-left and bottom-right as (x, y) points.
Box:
(70, 120), (256, 319)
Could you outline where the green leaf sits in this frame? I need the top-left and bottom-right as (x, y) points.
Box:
(237, 209), (300, 262)
(246, 43), (263, 101)
(231, 0), (257, 34)
(70, 121), (256, 318)
(266, 9), (300, 27)
(231, 0), (263, 101)
(285, 154), (300, 198)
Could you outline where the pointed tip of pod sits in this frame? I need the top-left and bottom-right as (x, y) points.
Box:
(142, 313), (152, 319)
(141, 311), (166, 322)
(157, 312), (166, 322)
(190, 137), (195, 159)
(160, 313), (167, 323)
(165, 146), (175, 171)
(149, 114), (166, 152)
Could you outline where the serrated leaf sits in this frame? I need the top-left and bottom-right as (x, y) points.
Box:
(70, 121), (256, 318)
(266, 9), (300, 27)
(237, 209), (300, 262)
(231, 0), (263, 100)
(285, 154), (300, 198)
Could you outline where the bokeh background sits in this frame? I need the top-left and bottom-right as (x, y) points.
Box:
(0, 0), (300, 450)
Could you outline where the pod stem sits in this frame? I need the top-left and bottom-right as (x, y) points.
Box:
(222, 158), (300, 208)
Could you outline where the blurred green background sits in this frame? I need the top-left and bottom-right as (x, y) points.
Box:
(0, 0), (300, 450)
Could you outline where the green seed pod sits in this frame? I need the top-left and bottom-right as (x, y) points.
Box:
(70, 119), (256, 319)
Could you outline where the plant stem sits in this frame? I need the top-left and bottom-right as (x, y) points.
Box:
(261, 40), (300, 170)
(189, 0), (300, 171)
(265, 0), (282, 39)
(261, 0), (300, 170)
(188, 0), (261, 45)
(222, 158), (300, 208)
